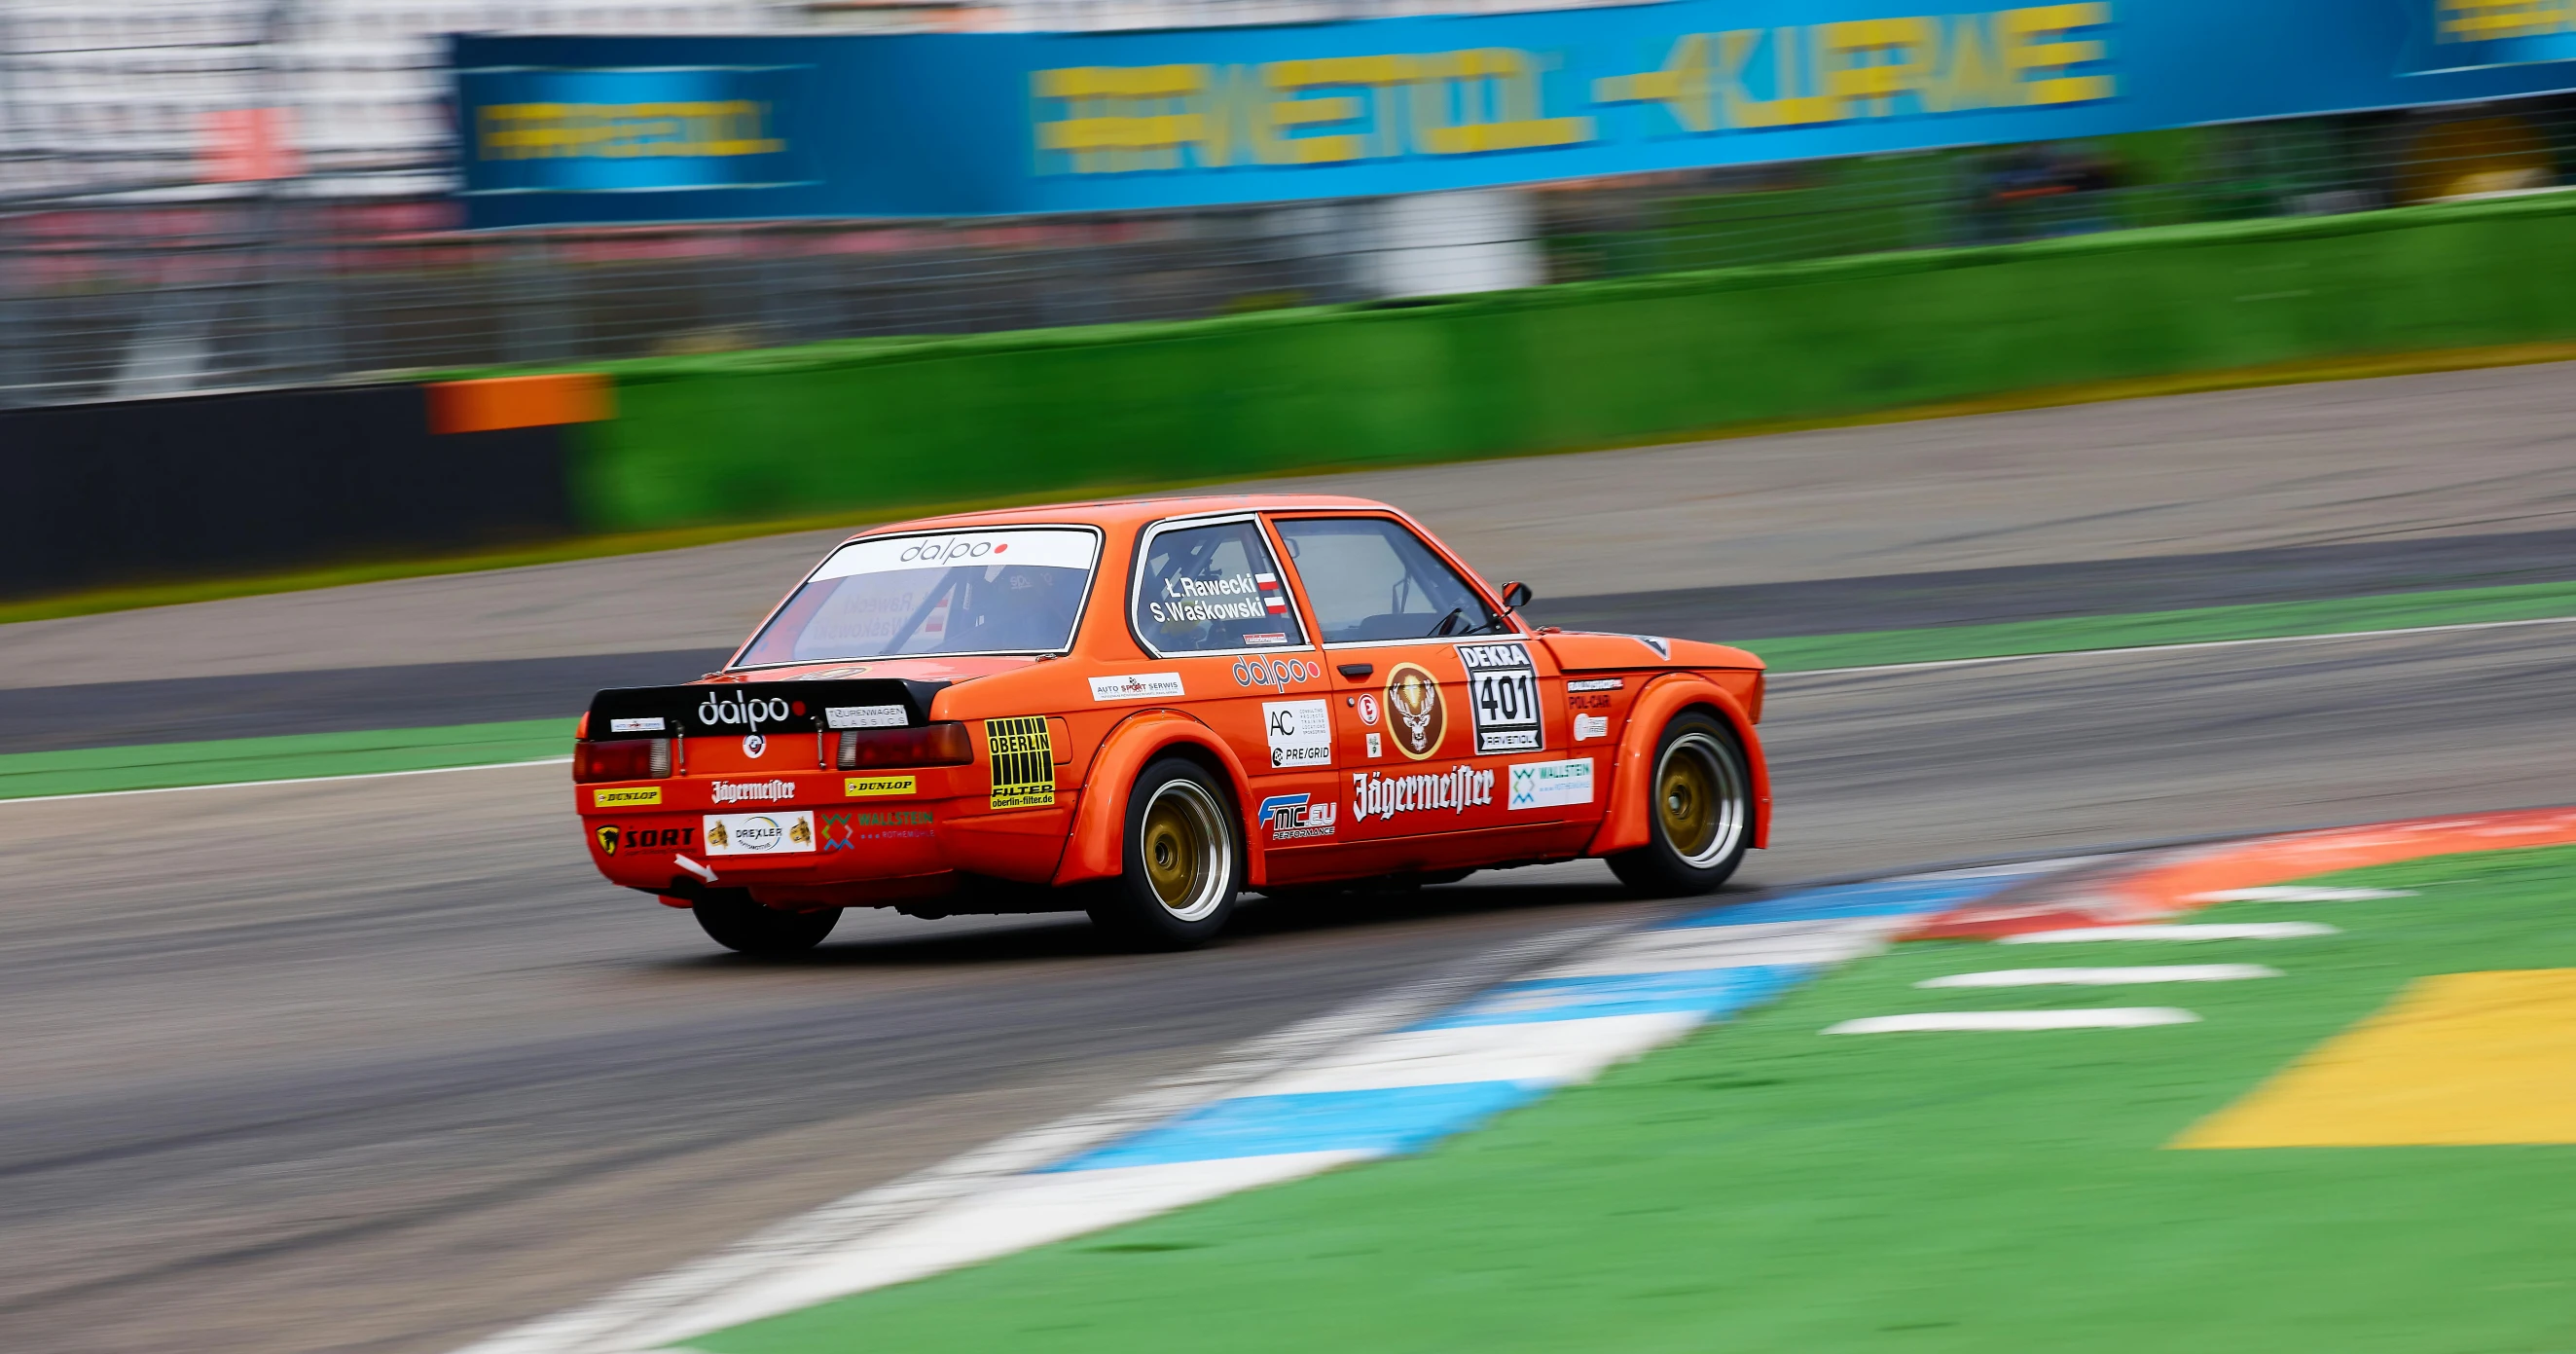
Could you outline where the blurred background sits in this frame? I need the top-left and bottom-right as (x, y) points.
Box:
(8, 5), (2576, 1354)
(2, 0), (2571, 409)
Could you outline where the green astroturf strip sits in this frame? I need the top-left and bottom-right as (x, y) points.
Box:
(1742, 576), (2576, 673)
(691, 844), (2576, 1354)
(0, 719), (573, 799)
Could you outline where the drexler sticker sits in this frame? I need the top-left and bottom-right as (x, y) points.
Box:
(703, 810), (815, 856)
(985, 716), (1056, 810)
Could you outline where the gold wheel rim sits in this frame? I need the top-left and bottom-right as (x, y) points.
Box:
(1657, 752), (1720, 860)
(1139, 780), (1228, 918)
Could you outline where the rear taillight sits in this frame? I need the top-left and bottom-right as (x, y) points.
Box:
(574, 738), (672, 784)
(836, 721), (973, 770)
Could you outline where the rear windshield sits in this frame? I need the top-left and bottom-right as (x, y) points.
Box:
(736, 529), (1099, 665)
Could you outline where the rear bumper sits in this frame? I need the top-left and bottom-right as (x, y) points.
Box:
(578, 780), (1081, 907)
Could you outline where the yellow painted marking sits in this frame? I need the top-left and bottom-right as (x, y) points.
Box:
(2175, 970), (2576, 1148)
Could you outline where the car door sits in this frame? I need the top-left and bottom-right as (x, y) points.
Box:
(1267, 512), (1590, 869)
(1122, 513), (1340, 858)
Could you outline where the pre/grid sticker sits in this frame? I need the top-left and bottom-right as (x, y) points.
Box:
(985, 716), (1056, 810)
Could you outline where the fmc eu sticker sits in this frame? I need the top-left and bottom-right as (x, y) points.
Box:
(986, 716), (1057, 810)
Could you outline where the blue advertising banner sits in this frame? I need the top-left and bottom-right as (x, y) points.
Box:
(2403, 0), (2576, 71)
(453, 0), (2576, 225)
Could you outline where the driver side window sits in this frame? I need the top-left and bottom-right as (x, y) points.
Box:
(1272, 516), (1502, 643)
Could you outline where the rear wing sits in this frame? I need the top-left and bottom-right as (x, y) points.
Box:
(585, 677), (952, 738)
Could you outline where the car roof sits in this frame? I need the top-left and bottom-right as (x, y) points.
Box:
(841, 494), (1403, 544)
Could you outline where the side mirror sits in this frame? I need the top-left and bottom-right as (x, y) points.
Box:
(1501, 581), (1534, 610)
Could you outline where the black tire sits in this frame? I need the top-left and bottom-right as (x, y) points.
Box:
(1086, 757), (1243, 950)
(1608, 711), (1755, 897)
(693, 889), (840, 957)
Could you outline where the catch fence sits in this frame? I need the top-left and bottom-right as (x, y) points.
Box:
(3, 1), (2571, 409)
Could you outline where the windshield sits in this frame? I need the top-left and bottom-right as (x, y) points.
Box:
(736, 529), (1099, 665)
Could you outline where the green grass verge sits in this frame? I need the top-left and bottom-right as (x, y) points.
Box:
(8, 340), (2575, 629)
(1744, 576), (2576, 673)
(0, 719), (571, 800)
(691, 844), (2576, 1354)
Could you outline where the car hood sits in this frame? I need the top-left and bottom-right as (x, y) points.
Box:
(1540, 631), (1764, 673)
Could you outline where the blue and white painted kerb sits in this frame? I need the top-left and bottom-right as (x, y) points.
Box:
(558, 865), (2064, 1350)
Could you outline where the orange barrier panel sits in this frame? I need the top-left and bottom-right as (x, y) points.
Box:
(424, 373), (613, 435)
(1913, 806), (2576, 938)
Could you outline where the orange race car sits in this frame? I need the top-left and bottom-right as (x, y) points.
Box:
(574, 495), (1768, 953)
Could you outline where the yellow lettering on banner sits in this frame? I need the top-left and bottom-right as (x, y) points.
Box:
(2440, 0), (2576, 41)
(1033, 64), (1206, 172)
(1714, 28), (1837, 128)
(1923, 12), (2011, 112)
(1590, 34), (1717, 134)
(477, 101), (783, 160)
(1820, 17), (1939, 118)
(1999, 2), (2116, 104)
(1410, 49), (1593, 155)
(1715, 30), (1771, 128)
(1266, 55), (1411, 162)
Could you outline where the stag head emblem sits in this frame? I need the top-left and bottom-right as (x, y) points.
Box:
(1385, 663), (1444, 760)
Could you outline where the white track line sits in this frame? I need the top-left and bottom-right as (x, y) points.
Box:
(2186, 886), (2416, 902)
(1826, 1008), (2201, 1033)
(0, 756), (573, 806)
(1779, 611), (2576, 678)
(2000, 923), (2340, 943)
(448, 920), (1627, 1354)
(1918, 965), (2280, 987)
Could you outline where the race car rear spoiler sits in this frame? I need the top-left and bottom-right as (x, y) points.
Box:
(585, 677), (952, 739)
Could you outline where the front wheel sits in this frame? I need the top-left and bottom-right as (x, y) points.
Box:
(1608, 712), (1754, 897)
(694, 889), (840, 957)
(1087, 757), (1242, 949)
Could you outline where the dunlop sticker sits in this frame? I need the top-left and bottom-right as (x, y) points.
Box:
(985, 716), (1056, 810)
(592, 786), (662, 808)
(845, 775), (918, 798)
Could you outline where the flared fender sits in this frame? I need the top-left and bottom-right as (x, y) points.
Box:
(1585, 675), (1771, 858)
(1052, 710), (1265, 889)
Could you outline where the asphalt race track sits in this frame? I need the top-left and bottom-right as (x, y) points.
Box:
(5, 365), (2576, 1353)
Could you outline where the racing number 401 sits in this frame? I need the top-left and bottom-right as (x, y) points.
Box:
(1474, 671), (1532, 724)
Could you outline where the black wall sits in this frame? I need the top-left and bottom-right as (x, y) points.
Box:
(0, 384), (577, 600)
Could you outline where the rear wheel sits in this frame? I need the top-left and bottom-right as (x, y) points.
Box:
(1087, 758), (1242, 949)
(693, 889), (839, 957)
(1608, 712), (1753, 897)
